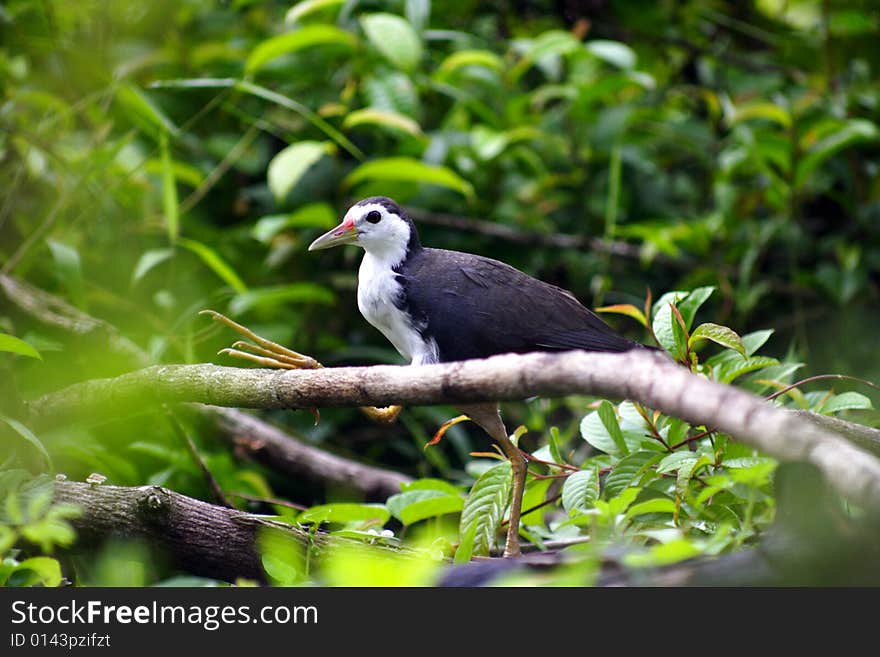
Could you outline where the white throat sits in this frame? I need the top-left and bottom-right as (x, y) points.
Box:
(357, 249), (437, 366)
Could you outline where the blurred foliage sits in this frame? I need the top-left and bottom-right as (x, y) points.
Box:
(1, 0), (879, 585)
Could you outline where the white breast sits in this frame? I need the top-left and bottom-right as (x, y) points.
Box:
(358, 253), (438, 365)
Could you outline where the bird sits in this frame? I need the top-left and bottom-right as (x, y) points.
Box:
(206, 196), (645, 557)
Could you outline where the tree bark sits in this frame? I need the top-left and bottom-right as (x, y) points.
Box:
(53, 480), (301, 582)
(30, 350), (880, 514)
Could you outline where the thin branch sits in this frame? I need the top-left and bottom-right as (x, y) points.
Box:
(202, 406), (412, 500)
(406, 207), (682, 266)
(28, 350), (880, 514)
(164, 407), (232, 508)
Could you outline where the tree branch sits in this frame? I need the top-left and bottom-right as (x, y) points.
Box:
(30, 350), (880, 513)
(202, 406), (412, 499)
(407, 207), (679, 266)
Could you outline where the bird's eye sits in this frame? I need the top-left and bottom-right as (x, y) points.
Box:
(365, 210), (382, 224)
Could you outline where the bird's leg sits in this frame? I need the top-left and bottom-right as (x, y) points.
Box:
(457, 403), (526, 558)
(202, 310), (402, 424)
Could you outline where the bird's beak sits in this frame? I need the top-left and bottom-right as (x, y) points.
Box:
(308, 219), (358, 251)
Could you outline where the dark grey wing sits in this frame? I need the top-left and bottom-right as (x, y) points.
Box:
(398, 248), (637, 362)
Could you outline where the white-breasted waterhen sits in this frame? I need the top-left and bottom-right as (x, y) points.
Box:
(206, 196), (645, 557)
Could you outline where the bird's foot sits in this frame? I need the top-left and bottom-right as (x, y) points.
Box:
(201, 310), (323, 370)
(201, 309), (402, 426)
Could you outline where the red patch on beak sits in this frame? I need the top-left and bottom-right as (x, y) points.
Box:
(338, 218), (355, 233)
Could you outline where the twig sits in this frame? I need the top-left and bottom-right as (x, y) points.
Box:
(164, 406), (232, 508)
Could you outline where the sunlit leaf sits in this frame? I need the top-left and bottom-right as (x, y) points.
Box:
(343, 108), (423, 137)
(131, 248), (175, 284)
(435, 49), (504, 79)
(245, 25), (357, 75)
(159, 130), (179, 243)
(0, 415), (51, 469)
(115, 83), (178, 138)
(267, 141), (331, 202)
(177, 238), (248, 293)
(586, 40), (637, 69)
(360, 13), (423, 72)
(595, 303), (648, 328)
(252, 203), (338, 243)
(819, 391), (873, 415)
(299, 503), (390, 525)
(730, 101), (791, 128)
(229, 283), (336, 315)
(796, 119), (879, 187)
(344, 157), (474, 198)
(689, 322), (747, 357)
(285, 0), (346, 25)
(386, 489), (463, 525)
(0, 333), (41, 360)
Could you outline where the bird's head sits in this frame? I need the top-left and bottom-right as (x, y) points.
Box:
(308, 196), (419, 263)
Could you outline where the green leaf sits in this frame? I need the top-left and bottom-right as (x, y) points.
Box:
(435, 49), (504, 80)
(586, 40), (637, 69)
(0, 415), (51, 468)
(511, 30), (580, 81)
(299, 503), (390, 525)
(458, 460), (512, 558)
(730, 101), (792, 129)
(796, 119), (879, 187)
(267, 141), (330, 203)
(624, 498), (675, 520)
(561, 469), (599, 515)
(245, 25), (357, 75)
(604, 451), (661, 499)
(677, 286), (714, 330)
(0, 333), (41, 360)
(159, 130), (179, 243)
(177, 237), (248, 293)
(386, 490), (463, 525)
(344, 157), (474, 199)
(360, 13), (423, 72)
(598, 400), (628, 455)
(716, 355), (780, 384)
(252, 204), (338, 243)
(115, 83), (178, 138)
(9, 557), (62, 587)
(131, 248), (175, 284)
(285, 0), (346, 24)
(229, 283), (336, 315)
(343, 108), (423, 137)
(651, 292), (687, 357)
(46, 239), (84, 307)
(689, 323), (747, 357)
(656, 451), (698, 475)
(580, 406), (646, 455)
(742, 329), (774, 356)
(400, 478), (462, 495)
(820, 392), (873, 415)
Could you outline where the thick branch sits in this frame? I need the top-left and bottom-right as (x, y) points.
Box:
(31, 350), (880, 513)
(203, 406), (411, 499)
(53, 480), (311, 582)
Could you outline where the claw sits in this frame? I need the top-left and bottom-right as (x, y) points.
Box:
(425, 414), (471, 449)
(309, 407), (321, 425)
